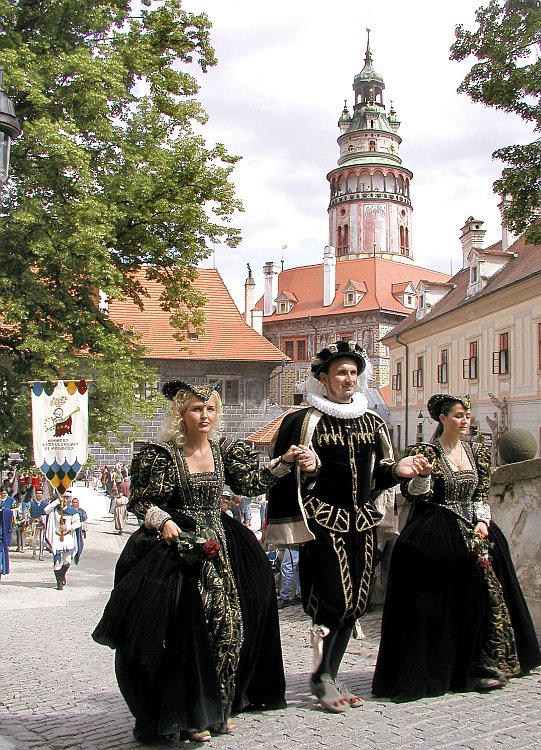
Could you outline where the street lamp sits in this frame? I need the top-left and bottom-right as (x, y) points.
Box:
(0, 68), (22, 184)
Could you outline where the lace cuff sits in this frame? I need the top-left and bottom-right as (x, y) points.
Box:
(268, 456), (294, 477)
(144, 505), (171, 532)
(474, 501), (491, 525)
(406, 475), (432, 496)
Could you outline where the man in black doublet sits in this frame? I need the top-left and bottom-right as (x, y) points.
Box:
(267, 340), (419, 712)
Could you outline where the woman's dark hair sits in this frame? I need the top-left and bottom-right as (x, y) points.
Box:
(433, 399), (468, 439)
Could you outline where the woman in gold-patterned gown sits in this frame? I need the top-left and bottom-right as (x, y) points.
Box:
(93, 381), (294, 743)
(372, 394), (540, 702)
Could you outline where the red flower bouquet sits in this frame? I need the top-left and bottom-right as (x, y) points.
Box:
(466, 531), (492, 570)
(176, 527), (221, 565)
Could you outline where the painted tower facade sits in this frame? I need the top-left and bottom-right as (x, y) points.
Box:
(328, 31), (414, 264)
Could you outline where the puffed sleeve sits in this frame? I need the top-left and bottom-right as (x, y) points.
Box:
(399, 443), (438, 501)
(222, 440), (286, 497)
(471, 443), (492, 524)
(127, 444), (177, 531)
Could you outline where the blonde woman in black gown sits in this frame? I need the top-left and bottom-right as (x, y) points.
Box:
(93, 381), (301, 743)
(372, 394), (540, 701)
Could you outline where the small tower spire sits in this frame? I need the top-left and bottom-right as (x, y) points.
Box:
(365, 27), (372, 66)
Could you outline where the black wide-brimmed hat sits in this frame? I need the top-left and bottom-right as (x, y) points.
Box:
(427, 394), (471, 421)
(162, 380), (221, 402)
(311, 340), (367, 379)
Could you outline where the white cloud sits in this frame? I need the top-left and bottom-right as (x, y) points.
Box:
(181, 0), (535, 308)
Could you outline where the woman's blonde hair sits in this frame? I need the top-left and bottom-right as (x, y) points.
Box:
(158, 389), (223, 446)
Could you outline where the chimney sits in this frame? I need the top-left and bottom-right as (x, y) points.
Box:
(323, 245), (336, 306)
(244, 264), (256, 324)
(498, 195), (519, 252)
(459, 217), (486, 268)
(263, 261), (280, 316)
(251, 309), (263, 334)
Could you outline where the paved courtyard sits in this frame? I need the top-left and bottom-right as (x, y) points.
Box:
(1, 484), (540, 750)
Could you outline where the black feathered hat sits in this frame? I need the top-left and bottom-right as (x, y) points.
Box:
(427, 394), (471, 421)
(162, 380), (221, 402)
(311, 340), (367, 379)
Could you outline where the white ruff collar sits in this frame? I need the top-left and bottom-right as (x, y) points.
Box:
(306, 391), (369, 418)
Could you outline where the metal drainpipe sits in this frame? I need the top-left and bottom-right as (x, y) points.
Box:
(396, 332), (409, 447)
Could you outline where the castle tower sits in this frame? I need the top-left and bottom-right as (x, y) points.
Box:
(327, 30), (414, 264)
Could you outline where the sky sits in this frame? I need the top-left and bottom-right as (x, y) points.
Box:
(181, 0), (534, 311)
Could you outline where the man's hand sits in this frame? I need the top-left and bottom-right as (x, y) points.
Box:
(395, 454), (435, 479)
(281, 445), (318, 473)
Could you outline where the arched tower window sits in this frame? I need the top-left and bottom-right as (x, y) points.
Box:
(400, 226), (405, 254)
(405, 227), (410, 255)
(337, 226), (342, 254)
(369, 140), (376, 152)
(344, 224), (349, 252)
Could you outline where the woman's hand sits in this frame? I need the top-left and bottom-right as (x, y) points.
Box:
(395, 454), (435, 479)
(160, 519), (182, 545)
(296, 445), (318, 473)
(282, 445), (301, 463)
(473, 521), (489, 538)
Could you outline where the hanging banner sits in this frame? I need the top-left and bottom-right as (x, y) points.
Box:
(31, 380), (89, 495)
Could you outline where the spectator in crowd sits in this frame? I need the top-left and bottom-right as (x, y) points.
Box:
(13, 494), (28, 553)
(277, 545), (302, 608)
(30, 488), (48, 560)
(0, 488), (14, 581)
(238, 496), (253, 528)
(220, 490), (234, 517)
(70, 497), (88, 565)
(229, 494), (242, 523)
(111, 489), (128, 535)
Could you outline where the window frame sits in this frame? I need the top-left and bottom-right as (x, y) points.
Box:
(392, 361), (402, 391)
(493, 331), (510, 375)
(437, 348), (448, 384)
(463, 340), (478, 380)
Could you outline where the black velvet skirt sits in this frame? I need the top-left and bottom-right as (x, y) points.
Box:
(372, 503), (541, 702)
(92, 513), (286, 736)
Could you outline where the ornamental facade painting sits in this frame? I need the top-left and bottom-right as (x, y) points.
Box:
(363, 205), (386, 254)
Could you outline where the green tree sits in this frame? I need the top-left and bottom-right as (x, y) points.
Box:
(0, 0), (242, 462)
(451, 0), (541, 244)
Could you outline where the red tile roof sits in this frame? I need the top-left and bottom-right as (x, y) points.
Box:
(108, 267), (287, 362)
(246, 407), (302, 445)
(257, 258), (450, 320)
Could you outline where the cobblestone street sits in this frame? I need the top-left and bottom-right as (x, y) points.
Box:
(1, 485), (540, 750)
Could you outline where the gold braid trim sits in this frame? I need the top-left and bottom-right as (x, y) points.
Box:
(479, 565), (520, 679)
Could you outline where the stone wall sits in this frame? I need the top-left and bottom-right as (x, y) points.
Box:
(489, 458), (541, 636)
(87, 358), (283, 468)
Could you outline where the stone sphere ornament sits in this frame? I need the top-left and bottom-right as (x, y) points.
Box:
(499, 429), (538, 464)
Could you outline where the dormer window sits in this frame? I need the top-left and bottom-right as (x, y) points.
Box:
(275, 291), (297, 315)
(470, 265), (478, 283)
(342, 280), (367, 308)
